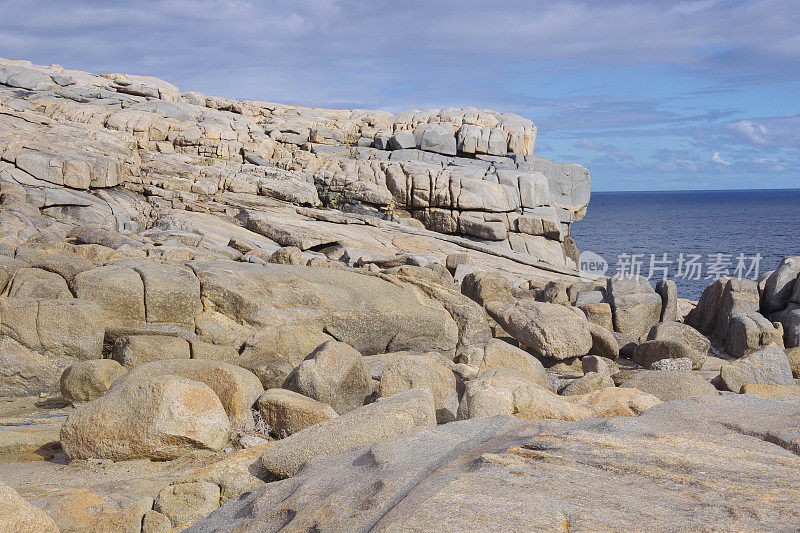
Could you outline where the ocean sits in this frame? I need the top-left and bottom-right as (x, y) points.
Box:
(569, 189), (800, 300)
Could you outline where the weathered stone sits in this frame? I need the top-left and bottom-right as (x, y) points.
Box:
(285, 340), (372, 414)
(61, 375), (231, 460)
(190, 262), (459, 359)
(268, 246), (303, 265)
(647, 321), (709, 369)
(6, 267), (71, 298)
(0, 480), (59, 533)
(0, 298), (104, 360)
(458, 369), (591, 421)
(189, 396), (800, 532)
(387, 131), (416, 150)
(633, 339), (695, 369)
(485, 300), (592, 360)
(620, 371), (719, 402)
(655, 279), (677, 321)
(379, 354), (458, 424)
(259, 388), (436, 479)
(109, 359), (263, 428)
(416, 124), (456, 156)
(72, 265), (145, 326)
(142, 510), (172, 533)
(581, 354), (619, 376)
(111, 334), (192, 368)
(611, 292), (663, 341)
(718, 347), (794, 393)
(725, 312), (784, 358)
(256, 388), (338, 438)
(761, 256), (800, 313)
(741, 383), (800, 398)
(154, 481), (221, 530)
(559, 372), (614, 396)
(479, 338), (547, 387)
(650, 357), (692, 372)
(132, 261), (202, 326)
(0, 335), (72, 396)
(460, 270), (512, 306)
(60, 359), (127, 404)
(588, 322), (619, 361)
(579, 302), (614, 330)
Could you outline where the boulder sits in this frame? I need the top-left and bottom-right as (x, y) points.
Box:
(579, 302), (614, 330)
(608, 275), (662, 341)
(416, 124), (457, 156)
(256, 388), (338, 438)
(109, 359), (264, 428)
(72, 264), (145, 326)
(6, 267), (71, 298)
(581, 355), (619, 376)
(718, 347), (794, 393)
(460, 270), (512, 306)
(559, 372), (614, 396)
(588, 322), (620, 361)
(60, 359), (127, 404)
(485, 300), (592, 360)
(479, 338), (548, 387)
(633, 340), (695, 369)
(111, 334), (192, 368)
(563, 386), (661, 417)
(647, 322), (709, 369)
(189, 262), (459, 359)
(0, 298), (104, 360)
(0, 335), (73, 396)
(655, 279), (677, 322)
(268, 246), (303, 265)
(761, 256), (800, 313)
(620, 371), (719, 402)
(132, 261), (202, 326)
(725, 312), (784, 358)
(285, 340), (372, 414)
(241, 354), (295, 389)
(61, 375), (231, 460)
(0, 255), (24, 293)
(458, 369), (592, 421)
(0, 480), (59, 533)
(650, 357), (692, 372)
(387, 131), (416, 150)
(153, 481), (222, 530)
(259, 388), (436, 479)
(741, 383), (800, 398)
(379, 354), (458, 424)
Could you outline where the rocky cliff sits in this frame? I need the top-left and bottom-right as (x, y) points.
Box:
(0, 57), (589, 272)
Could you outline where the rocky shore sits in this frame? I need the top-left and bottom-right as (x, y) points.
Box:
(0, 58), (798, 532)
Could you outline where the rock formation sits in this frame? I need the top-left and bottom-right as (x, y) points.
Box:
(0, 58), (798, 532)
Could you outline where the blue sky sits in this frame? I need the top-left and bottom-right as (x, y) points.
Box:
(1, 0), (798, 191)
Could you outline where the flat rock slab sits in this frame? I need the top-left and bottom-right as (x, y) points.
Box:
(190, 395), (800, 532)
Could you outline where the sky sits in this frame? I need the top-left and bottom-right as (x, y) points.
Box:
(1, 0), (798, 191)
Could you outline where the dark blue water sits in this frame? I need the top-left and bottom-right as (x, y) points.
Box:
(570, 189), (800, 300)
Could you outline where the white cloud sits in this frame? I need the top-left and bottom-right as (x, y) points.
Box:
(711, 152), (731, 165)
(727, 120), (769, 144)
